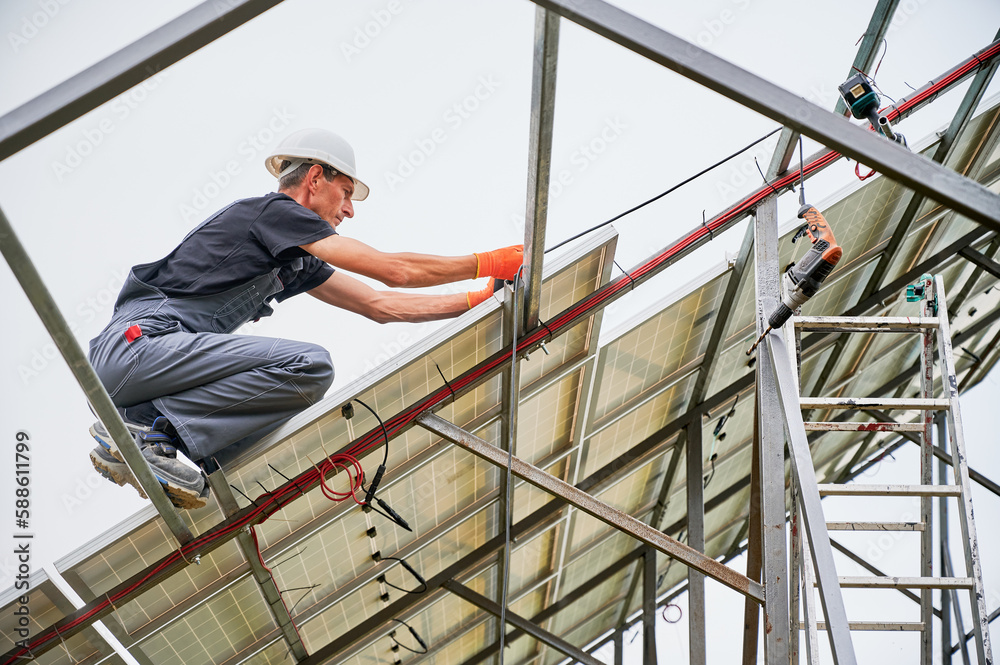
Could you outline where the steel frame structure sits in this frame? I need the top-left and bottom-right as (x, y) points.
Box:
(3, 1), (1000, 664)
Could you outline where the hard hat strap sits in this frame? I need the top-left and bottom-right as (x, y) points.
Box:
(275, 158), (307, 179)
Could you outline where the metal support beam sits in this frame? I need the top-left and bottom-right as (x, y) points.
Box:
(770, 0), (899, 183)
(958, 246), (1000, 280)
(43, 566), (143, 665)
(457, 548), (644, 665)
(691, 222), (755, 405)
(523, 6), (560, 333)
(0, 204), (194, 546)
(614, 434), (685, 629)
(642, 547), (657, 665)
(417, 411), (765, 602)
(764, 333), (857, 663)
(495, 285), (523, 660)
(0, 0), (285, 161)
(742, 399), (762, 665)
(685, 419), (706, 665)
(530, 0), (1000, 230)
(832, 0), (901, 117)
(443, 581), (603, 665)
(752, 196), (791, 662)
(206, 471), (308, 661)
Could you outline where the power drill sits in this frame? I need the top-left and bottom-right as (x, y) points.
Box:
(747, 204), (842, 355)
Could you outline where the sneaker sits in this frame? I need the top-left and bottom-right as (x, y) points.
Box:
(89, 418), (209, 510)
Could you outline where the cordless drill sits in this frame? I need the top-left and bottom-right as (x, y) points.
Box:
(747, 205), (842, 355)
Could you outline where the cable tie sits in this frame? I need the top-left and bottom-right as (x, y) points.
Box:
(614, 260), (636, 291)
(267, 463), (306, 497)
(272, 546), (308, 569)
(229, 483), (259, 507)
(53, 626), (78, 664)
(433, 361), (456, 401)
(177, 547), (195, 566)
(701, 210), (714, 240)
(539, 319), (555, 343)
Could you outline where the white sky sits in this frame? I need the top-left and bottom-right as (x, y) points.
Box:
(1, 0), (999, 662)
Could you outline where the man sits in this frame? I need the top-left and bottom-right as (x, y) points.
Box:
(87, 128), (522, 509)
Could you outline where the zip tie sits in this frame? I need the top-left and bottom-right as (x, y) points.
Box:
(268, 463), (307, 497)
(433, 361), (456, 401)
(53, 626), (78, 664)
(104, 592), (125, 630)
(177, 547), (197, 566)
(701, 210), (714, 240)
(539, 319), (555, 342)
(614, 260), (636, 291)
(272, 546), (309, 569)
(230, 483), (259, 507)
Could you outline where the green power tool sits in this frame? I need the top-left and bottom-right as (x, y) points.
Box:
(839, 73), (907, 148)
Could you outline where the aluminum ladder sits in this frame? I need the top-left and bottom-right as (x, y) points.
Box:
(789, 274), (992, 664)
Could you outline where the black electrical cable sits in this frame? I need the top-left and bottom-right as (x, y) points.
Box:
(379, 556), (428, 594)
(350, 398), (413, 531)
(353, 397), (389, 467)
(543, 127), (781, 254)
(389, 618), (429, 654)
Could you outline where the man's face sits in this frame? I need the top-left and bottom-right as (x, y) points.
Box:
(313, 171), (355, 228)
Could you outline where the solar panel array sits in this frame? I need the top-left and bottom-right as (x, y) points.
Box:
(2, 98), (999, 665)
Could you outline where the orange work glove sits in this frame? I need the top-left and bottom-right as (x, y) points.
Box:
(474, 244), (524, 280)
(467, 280), (498, 309)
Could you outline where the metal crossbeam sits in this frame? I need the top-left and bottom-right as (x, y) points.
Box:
(444, 581), (603, 665)
(0, 0), (285, 161)
(530, 0), (1000, 230)
(206, 473), (308, 661)
(0, 205), (195, 547)
(832, 0), (901, 117)
(416, 412), (765, 602)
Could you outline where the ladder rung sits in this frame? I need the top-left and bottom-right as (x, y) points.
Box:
(818, 484), (962, 497)
(813, 621), (925, 631)
(800, 397), (949, 410)
(826, 521), (925, 531)
(804, 421), (925, 432)
(837, 576), (974, 589)
(795, 316), (939, 332)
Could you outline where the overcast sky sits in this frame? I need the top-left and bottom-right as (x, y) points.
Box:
(1, 0), (999, 661)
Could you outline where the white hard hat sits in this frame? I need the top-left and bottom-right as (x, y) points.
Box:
(265, 128), (370, 201)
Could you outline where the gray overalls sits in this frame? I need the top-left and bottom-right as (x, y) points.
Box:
(88, 212), (334, 462)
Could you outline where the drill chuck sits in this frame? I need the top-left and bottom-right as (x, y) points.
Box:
(767, 303), (794, 330)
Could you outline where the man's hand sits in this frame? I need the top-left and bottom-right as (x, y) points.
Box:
(467, 280), (499, 309)
(474, 245), (524, 280)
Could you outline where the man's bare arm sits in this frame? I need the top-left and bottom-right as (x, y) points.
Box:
(301, 236), (477, 288)
(308, 271), (470, 324)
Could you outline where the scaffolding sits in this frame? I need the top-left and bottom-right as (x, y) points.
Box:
(2, 1), (1000, 664)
